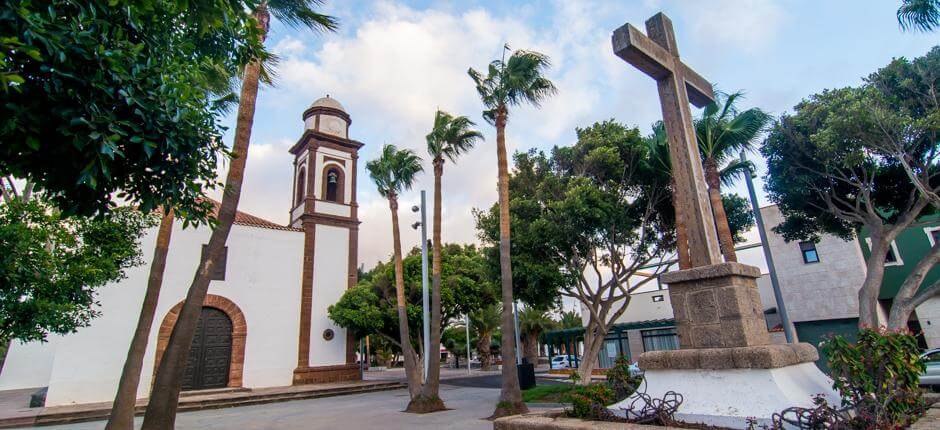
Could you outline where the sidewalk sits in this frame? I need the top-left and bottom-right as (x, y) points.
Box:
(0, 380), (403, 428)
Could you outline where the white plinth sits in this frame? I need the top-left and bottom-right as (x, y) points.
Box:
(609, 362), (840, 428)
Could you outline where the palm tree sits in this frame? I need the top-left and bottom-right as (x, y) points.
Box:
(518, 306), (554, 366)
(468, 47), (555, 417)
(645, 122), (691, 269)
(407, 111), (483, 412)
(470, 304), (501, 371)
(695, 91), (771, 263)
(141, 3), (336, 429)
(367, 144), (424, 399)
(898, 0), (939, 31)
(106, 209), (174, 430)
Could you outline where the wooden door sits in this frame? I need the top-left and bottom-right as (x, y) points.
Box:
(181, 307), (232, 390)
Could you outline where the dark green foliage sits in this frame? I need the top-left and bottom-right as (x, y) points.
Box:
(0, 197), (155, 342)
(722, 194), (756, 243)
(0, 0), (267, 221)
(329, 244), (497, 347)
(762, 47), (939, 243)
(605, 356), (642, 402)
(823, 328), (928, 428)
(567, 383), (614, 419)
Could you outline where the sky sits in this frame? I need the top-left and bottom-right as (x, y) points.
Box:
(216, 0), (938, 274)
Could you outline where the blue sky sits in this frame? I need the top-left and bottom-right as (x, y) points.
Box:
(218, 0), (938, 269)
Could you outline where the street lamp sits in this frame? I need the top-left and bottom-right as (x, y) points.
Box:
(411, 191), (430, 378)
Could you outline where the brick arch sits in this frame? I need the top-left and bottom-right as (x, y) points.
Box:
(154, 294), (247, 388)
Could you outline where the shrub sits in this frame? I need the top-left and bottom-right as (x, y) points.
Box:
(606, 356), (642, 401)
(822, 328), (927, 428)
(567, 383), (614, 419)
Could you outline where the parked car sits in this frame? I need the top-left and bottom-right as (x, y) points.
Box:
(549, 355), (578, 369)
(920, 348), (940, 387)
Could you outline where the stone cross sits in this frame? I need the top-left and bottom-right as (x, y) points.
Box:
(612, 13), (722, 268)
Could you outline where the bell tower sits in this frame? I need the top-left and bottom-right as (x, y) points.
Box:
(288, 95), (363, 384)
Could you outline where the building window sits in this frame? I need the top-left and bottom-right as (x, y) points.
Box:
(201, 245), (227, 281)
(322, 166), (344, 204)
(295, 167), (306, 206)
(925, 227), (940, 248)
(865, 238), (904, 266)
(641, 328), (678, 352)
(799, 241), (820, 264)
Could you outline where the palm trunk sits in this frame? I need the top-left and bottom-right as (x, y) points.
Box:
(492, 106), (527, 417)
(107, 209), (174, 430)
(703, 158), (737, 262)
(671, 178), (691, 269)
(389, 194), (421, 398)
(410, 159), (446, 411)
(523, 332), (539, 366)
(140, 7), (269, 429)
(478, 332), (492, 371)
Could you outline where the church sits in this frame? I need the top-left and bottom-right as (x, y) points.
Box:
(0, 96), (364, 406)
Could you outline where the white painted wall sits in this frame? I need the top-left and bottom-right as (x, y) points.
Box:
(316, 201), (351, 217)
(308, 225), (349, 366)
(917, 296), (940, 348)
(0, 335), (60, 390)
(3, 220), (317, 406)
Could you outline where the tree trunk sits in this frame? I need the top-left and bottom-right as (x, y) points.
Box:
(703, 158), (736, 262)
(389, 195), (422, 398)
(492, 106), (527, 418)
(577, 327), (606, 386)
(478, 332), (492, 371)
(671, 178), (691, 270)
(523, 331), (539, 366)
(107, 209), (174, 430)
(410, 159), (446, 412)
(859, 234), (892, 329)
(140, 7), (269, 429)
(889, 242), (940, 329)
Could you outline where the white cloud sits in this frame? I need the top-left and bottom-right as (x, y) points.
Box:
(677, 0), (787, 53)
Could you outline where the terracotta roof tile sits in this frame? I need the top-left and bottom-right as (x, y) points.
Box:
(205, 199), (302, 232)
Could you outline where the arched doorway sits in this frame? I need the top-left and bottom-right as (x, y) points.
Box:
(155, 294), (247, 389)
(181, 307), (232, 390)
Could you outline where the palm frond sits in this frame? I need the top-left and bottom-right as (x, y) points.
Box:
(268, 0), (339, 32)
(898, 0), (940, 31)
(718, 159), (753, 188)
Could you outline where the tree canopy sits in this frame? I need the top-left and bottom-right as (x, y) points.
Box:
(0, 0), (265, 220)
(0, 197), (154, 342)
(329, 244), (497, 348)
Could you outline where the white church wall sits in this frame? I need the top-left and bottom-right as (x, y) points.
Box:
(314, 149), (353, 204)
(34, 222), (304, 406)
(0, 335), (60, 390)
(316, 201), (350, 217)
(308, 224), (349, 367)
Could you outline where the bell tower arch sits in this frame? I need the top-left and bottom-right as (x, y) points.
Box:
(288, 95), (363, 384)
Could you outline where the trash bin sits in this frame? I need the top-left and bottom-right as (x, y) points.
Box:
(517, 362), (536, 390)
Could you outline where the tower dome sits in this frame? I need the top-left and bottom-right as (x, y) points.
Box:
(310, 95), (345, 112)
(302, 94), (350, 138)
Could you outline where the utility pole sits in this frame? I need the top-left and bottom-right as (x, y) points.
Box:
(465, 314), (471, 375)
(513, 301), (522, 365)
(742, 152), (795, 343)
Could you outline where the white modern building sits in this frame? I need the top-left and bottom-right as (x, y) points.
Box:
(0, 96), (364, 406)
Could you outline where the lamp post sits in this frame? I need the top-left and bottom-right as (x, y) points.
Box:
(513, 301), (522, 365)
(411, 191), (430, 378)
(741, 152), (795, 343)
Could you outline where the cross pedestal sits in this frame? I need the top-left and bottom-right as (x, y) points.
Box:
(608, 14), (839, 428)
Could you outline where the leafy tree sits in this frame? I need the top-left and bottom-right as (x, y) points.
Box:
(329, 244), (497, 372)
(762, 47), (939, 330)
(470, 303), (501, 371)
(0, 196), (153, 343)
(557, 310), (582, 329)
(898, 0), (939, 31)
(0, 0), (265, 220)
(410, 110), (483, 412)
(469, 47), (556, 417)
(142, 2), (336, 429)
(695, 91), (771, 262)
(478, 120), (752, 383)
(442, 324), (474, 368)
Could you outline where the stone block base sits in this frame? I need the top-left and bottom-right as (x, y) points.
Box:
(610, 362), (840, 428)
(292, 364), (361, 385)
(638, 343), (818, 370)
